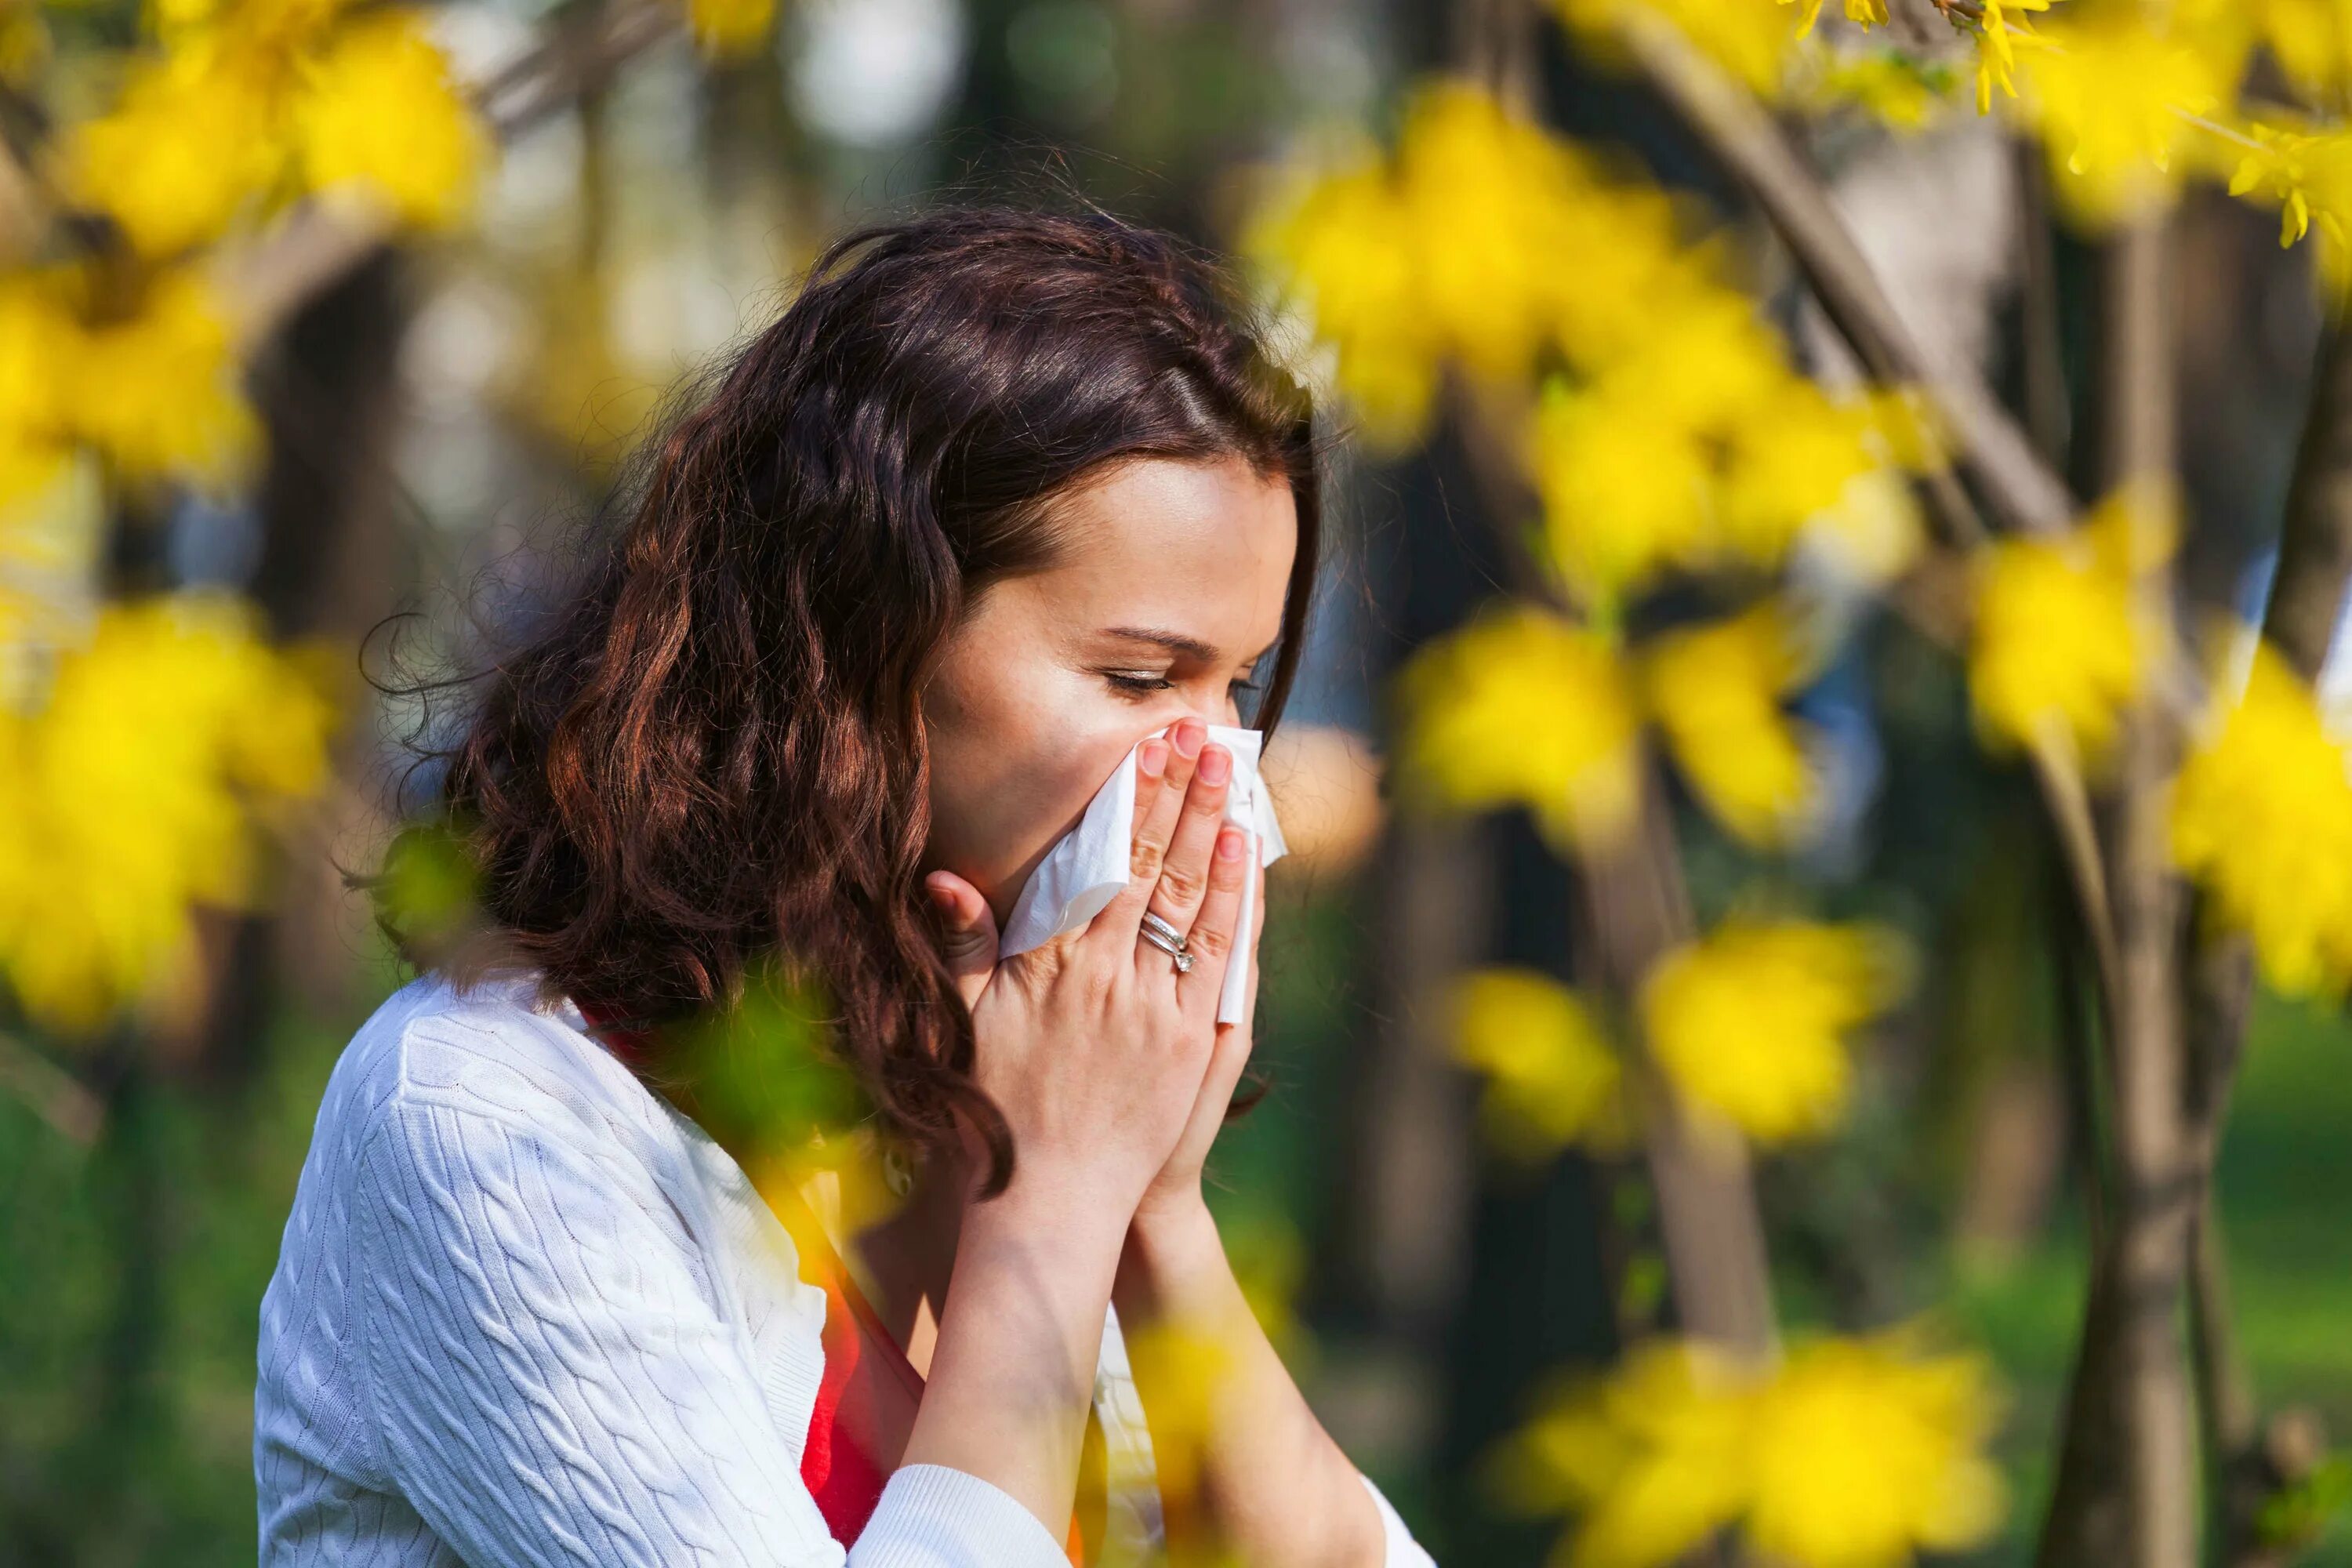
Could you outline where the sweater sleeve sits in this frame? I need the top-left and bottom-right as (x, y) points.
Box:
(349, 1092), (1069, 1568)
(1361, 1472), (1438, 1567)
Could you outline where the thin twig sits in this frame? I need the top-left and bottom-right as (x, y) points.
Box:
(0, 1028), (105, 1145)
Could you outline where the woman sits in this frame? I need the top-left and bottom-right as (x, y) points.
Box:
(254, 205), (1436, 1567)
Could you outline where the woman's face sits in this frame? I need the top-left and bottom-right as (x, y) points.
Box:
(920, 455), (1299, 929)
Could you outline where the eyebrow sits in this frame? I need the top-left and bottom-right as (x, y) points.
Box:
(1099, 626), (1281, 667)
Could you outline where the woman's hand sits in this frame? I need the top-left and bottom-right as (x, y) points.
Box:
(920, 716), (1253, 1229)
(903, 717), (1254, 1536)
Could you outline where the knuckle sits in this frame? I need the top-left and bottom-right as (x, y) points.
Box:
(1129, 835), (1167, 880)
(1189, 922), (1233, 962)
(1156, 862), (1205, 906)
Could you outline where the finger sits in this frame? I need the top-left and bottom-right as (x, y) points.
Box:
(1129, 735), (1173, 835)
(1094, 717), (1207, 943)
(1146, 739), (1232, 942)
(923, 870), (1000, 1010)
(1177, 822), (1249, 1006)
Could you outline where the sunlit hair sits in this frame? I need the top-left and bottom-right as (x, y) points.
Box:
(370, 204), (1322, 1196)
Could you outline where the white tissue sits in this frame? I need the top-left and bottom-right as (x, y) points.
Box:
(997, 721), (1287, 1025)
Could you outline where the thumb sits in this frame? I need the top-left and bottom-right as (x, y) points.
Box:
(923, 870), (1000, 1009)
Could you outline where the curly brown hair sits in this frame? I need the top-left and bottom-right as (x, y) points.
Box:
(369, 204), (1322, 1196)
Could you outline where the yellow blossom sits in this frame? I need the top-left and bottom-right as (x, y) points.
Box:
(296, 9), (485, 230)
(1528, 292), (1794, 602)
(1551, 0), (1798, 96)
(2170, 638), (2352, 996)
(1783, 0), (1890, 38)
(1971, 0), (2051, 114)
(687, 0), (777, 56)
(0, 276), (74, 507)
(2251, 0), (2352, 100)
(1745, 1332), (2006, 1568)
(60, 49), (287, 256)
(1392, 603), (1643, 855)
(1969, 488), (2167, 762)
(2222, 122), (2352, 280)
(1121, 1318), (1239, 1508)
(1398, 80), (1591, 386)
(0, 593), (339, 1036)
(1450, 968), (1630, 1160)
(1640, 918), (1904, 1146)
(1645, 605), (1820, 849)
(67, 268), (259, 488)
(1501, 1331), (2005, 1568)
(1491, 1339), (1757, 1568)
(2015, 12), (2237, 224)
(1249, 157), (1438, 445)
(1717, 379), (1886, 568)
(1530, 376), (1715, 604)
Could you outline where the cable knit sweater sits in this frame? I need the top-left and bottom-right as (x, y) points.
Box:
(255, 967), (1436, 1566)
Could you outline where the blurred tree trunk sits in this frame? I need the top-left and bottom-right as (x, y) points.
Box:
(194, 248), (416, 1086)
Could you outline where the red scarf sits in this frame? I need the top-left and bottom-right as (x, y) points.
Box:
(573, 1000), (1092, 1562)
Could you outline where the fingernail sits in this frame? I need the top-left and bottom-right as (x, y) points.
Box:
(1199, 746), (1230, 785)
(1216, 826), (1243, 860)
(1174, 721), (1203, 758)
(1138, 739), (1168, 778)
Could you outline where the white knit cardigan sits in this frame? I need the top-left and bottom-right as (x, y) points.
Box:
(255, 969), (1437, 1566)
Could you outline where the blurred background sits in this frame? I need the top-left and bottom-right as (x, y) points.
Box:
(5, 0), (2352, 1564)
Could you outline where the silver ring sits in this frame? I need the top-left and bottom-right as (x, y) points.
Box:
(1138, 917), (1195, 973)
(1141, 910), (1188, 950)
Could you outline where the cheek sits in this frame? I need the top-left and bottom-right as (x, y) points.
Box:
(924, 665), (1178, 902)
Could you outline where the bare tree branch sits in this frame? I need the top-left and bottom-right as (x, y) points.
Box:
(1619, 15), (2074, 541)
(0, 1028), (105, 1145)
(2039, 208), (2198, 1568)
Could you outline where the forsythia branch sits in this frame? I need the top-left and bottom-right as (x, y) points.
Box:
(1617, 12), (2073, 543)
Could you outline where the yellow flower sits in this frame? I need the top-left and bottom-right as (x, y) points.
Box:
(1121, 1318), (1239, 1508)
(1645, 605), (1820, 850)
(1530, 292), (1802, 604)
(1398, 81), (1592, 387)
(1551, 0), (1797, 96)
(1717, 378), (1885, 568)
(2016, 11), (2237, 225)
(2170, 638), (2352, 996)
(2252, 0), (2352, 100)
(1782, 0), (1890, 38)
(0, 276), (75, 508)
(59, 49), (288, 256)
(1392, 603), (1643, 855)
(1969, 488), (2167, 763)
(1530, 376), (1715, 604)
(1450, 968), (1630, 1160)
(2223, 122), (2352, 267)
(687, 0), (776, 56)
(1491, 1339), (1757, 1568)
(1971, 0), (2051, 114)
(1249, 155), (1439, 446)
(1640, 918), (1904, 1146)
(1745, 1332), (2006, 1568)
(68, 268), (259, 489)
(0, 593), (339, 1037)
(296, 9), (486, 230)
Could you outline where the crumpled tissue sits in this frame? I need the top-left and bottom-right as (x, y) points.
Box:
(997, 721), (1287, 1025)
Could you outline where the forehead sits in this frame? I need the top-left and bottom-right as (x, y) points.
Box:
(1030, 456), (1298, 641)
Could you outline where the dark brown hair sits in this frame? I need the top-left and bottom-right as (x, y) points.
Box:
(372, 204), (1320, 1196)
